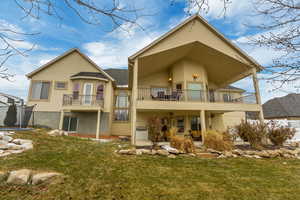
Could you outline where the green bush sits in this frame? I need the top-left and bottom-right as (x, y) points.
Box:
(267, 121), (296, 146)
(235, 120), (268, 150)
(203, 130), (233, 151)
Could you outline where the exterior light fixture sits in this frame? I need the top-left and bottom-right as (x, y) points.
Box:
(192, 74), (199, 80)
(168, 77), (172, 82)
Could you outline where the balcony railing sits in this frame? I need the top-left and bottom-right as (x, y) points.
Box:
(63, 94), (104, 107)
(137, 88), (257, 104)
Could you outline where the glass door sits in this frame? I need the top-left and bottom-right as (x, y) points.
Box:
(187, 83), (203, 101)
(83, 83), (93, 105)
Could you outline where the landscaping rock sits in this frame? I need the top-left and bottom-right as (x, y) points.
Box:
(197, 153), (218, 158)
(21, 142), (33, 150)
(12, 139), (32, 145)
(157, 149), (169, 156)
(7, 169), (31, 185)
(161, 145), (180, 154)
(0, 140), (8, 150)
(7, 143), (23, 150)
(140, 149), (152, 155)
(224, 151), (234, 158)
(2, 135), (13, 142)
(207, 148), (222, 155)
(31, 172), (61, 185)
(232, 149), (244, 156)
(256, 150), (270, 158)
(168, 154), (176, 159)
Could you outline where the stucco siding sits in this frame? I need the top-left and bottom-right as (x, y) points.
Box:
(111, 122), (131, 136)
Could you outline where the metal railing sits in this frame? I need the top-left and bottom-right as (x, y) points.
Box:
(137, 88), (257, 104)
(62, 94), (104, 107)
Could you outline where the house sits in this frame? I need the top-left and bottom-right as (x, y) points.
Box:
(26, 15), (264, 145)
(263, 93), (300, 140)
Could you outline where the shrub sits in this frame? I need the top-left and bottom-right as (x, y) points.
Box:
(235, 120), (268, 150)
(166, 127), (178, 141)
(267, 121), (296, 146)
(4, 103), (17, 127)
(148, 117), (162, 145)
(170, 136), (195, 153)
(203, 130), (233, 151)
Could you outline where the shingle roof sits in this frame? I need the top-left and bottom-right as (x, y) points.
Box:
(104, 69), (128, 86)
(71, 72), (108, 80)
(263, 93), (300, 118)
(222, 85), (245, 91)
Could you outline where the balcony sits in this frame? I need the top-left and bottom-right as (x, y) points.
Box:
(62, 94), (104, 110)
(137, 88), (260, 112)
(138, 88), (256, 103)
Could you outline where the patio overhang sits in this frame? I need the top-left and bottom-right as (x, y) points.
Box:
(129, 41), (256, 88)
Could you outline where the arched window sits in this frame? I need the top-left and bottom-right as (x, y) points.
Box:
(96, 84), (104, 100)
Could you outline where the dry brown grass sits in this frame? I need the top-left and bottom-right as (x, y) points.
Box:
(203, 130), (233, 151)
(170, 136), (195, 153)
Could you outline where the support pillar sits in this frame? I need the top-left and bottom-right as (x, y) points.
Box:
(200, 110), (206, 143)
(96, 109), (101, 140)
(131, 59), (138, 145)
(59, 110), (64, 130)
(252, 68), (264, 123)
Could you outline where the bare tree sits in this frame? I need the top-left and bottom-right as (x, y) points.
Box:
(1, 0), (147, 80)
(250, 0), (300, 90)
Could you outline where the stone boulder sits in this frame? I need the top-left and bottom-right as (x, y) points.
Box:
(47, 129), (68, 137)
(2, 135), (13, 142)
(197, 153), (219, 158)
(31, 172), (61, 185)
(12, 139), (32, 145)
(0, 140), (8, 150)
(7, 169), (31, 185)
(7, 143), (23, 150)
(157, 149), (169, 156)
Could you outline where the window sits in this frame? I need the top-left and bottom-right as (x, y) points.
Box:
(31, 81), (51, 100)
(114, 91), (130, 121)
(73, 83), (80, 100)
(191, 116), (201, 131)
(63, 116), (78, 132)
(187, 83), (204, 101)
(55, 81), (67, 90)
(223, 93), (232, 102)
(177, 117), (185, 133)
(96, 84), (104, 100)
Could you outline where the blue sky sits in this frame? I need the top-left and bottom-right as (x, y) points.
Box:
(0, 0), (299, 102)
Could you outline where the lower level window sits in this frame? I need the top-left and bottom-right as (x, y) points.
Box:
(63, 116), (78, 132)
(177, 117), (184, 133)
(114, 110), (129, 121)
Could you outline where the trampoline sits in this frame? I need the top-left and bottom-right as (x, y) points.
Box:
(0, 128), (33, 131)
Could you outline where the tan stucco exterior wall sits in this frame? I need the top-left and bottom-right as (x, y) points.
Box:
(27, 51), (114, 112)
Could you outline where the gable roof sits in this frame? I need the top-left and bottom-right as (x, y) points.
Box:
(26, 48), (114, 82)
(129, 15), (263, 71)
(104, 69), (128, 86)
(263, 93), (300, 118)
(71, 72), (108, 80)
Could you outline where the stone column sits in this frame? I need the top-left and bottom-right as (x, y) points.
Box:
(96, 109), (101, 140)
(59, 110), (64, 130)
(131, 59), (138, 145)
(251, 68), (264, 123)
(200, 110), (206, 143)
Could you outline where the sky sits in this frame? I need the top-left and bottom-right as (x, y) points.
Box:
(0, 0), (299, 103)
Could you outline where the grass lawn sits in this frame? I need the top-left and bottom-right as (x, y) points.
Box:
(1, 129), (300, 200)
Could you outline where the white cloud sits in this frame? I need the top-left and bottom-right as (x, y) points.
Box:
(83, 23), (163, 68)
